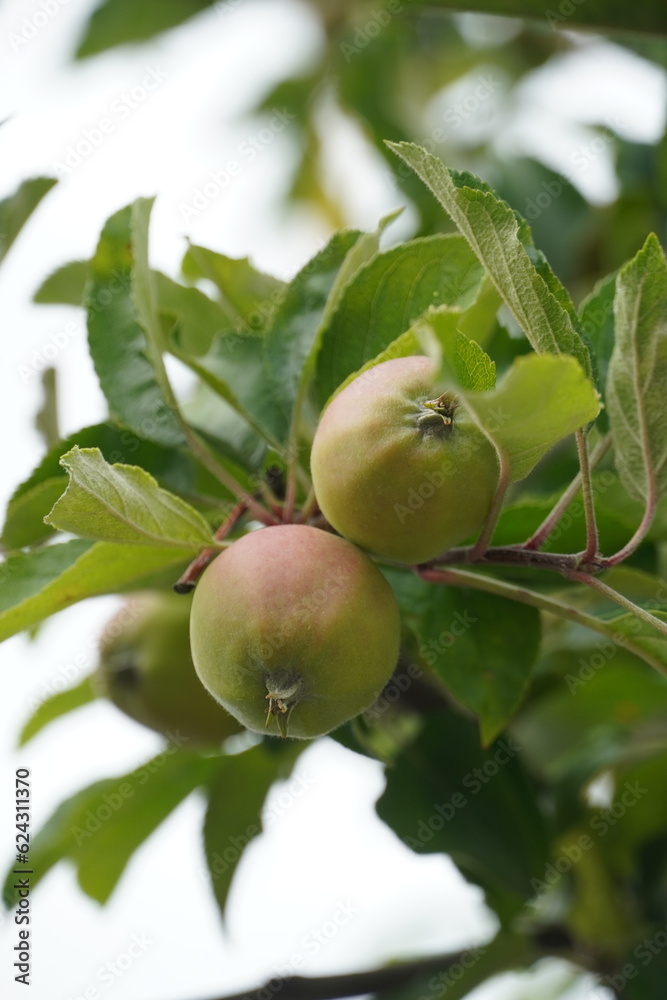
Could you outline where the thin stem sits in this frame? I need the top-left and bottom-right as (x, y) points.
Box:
(418, 566), (667, 677)
(604, 492), (657, 566)
(174, 498), (249, 593)
(283, 451), (298, 525)
(143, 323), (278, 527)
(575, 429), (599, 563)
(470, 448), (511, 560)
(298, 487), (319, 524)
(184, 426), (277, 526)
(568, 571), (667, 640)
(524, 434), (612, 551)
(426, 545), (605, 575)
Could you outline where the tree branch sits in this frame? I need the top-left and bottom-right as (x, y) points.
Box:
(197, 933), (535, 1000)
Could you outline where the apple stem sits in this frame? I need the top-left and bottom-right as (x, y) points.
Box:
(469, 447), (511, 561)
(173, 498), (251, 594)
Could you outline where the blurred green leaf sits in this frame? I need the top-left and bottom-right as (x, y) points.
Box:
(203, 741), (302, 920)
(19, 675), (98, 747)
(406, 577), (540, 744)
(182, 245), (285, 335)
(376, 709), (550, 919)
(156, 271), (229, 357)
(0, 177), (56, 266)
(75, 0), (215, 58)
(33, 260), (89, 305)
(3, 750), (218, 905)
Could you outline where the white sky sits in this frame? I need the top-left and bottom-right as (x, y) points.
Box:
(1, 2), (662, 998)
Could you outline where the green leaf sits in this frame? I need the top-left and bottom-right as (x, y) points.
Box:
(45, 447), (215, 549)
(387, 144), (591, 379)
(579, 271), (617, 433)
(0, 540), (187, 643)
(264, 229), (363, 443)
(18, 675), (98, 746)
(513, 659), (667, 789)
(326, 306), (495, 407)
(182, 245), (285, 335)
(459, 354), (601, 483)
(3, 750), (218, 906)
(203, 741), (302, 920)
(316, 234), (485, 404)
(416, 306), (496, 391)
(607, 234), (667, 504)
(181, 334), (275, 468)
(87, 204), (184, 448)
(156, 271), (229, 356)
(414, 583), (540, 744)
(376, 710), (549, 917)
(0, 177), (56, 266)
(75, 0), (214, 58)
(2, 422), (196, 551)
(34, 368), (60, 449)
(33, 260), (89, 305)
(174, 349), (285, 455)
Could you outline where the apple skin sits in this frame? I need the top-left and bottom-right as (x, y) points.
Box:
(310, 355), (499, 564)
(189, 524), (401, 739)
(98, 592), (241, 744)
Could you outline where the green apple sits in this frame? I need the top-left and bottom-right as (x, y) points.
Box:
(98, 591), (241, 744)
(189, 524), (401, 739)
(310, 355), (499, 564)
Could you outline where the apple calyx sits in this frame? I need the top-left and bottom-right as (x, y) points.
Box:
(265, 675), (302, 738)
(417, 391), (460, 434)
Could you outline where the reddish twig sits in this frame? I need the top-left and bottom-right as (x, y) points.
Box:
(174, 498), (251, 594)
